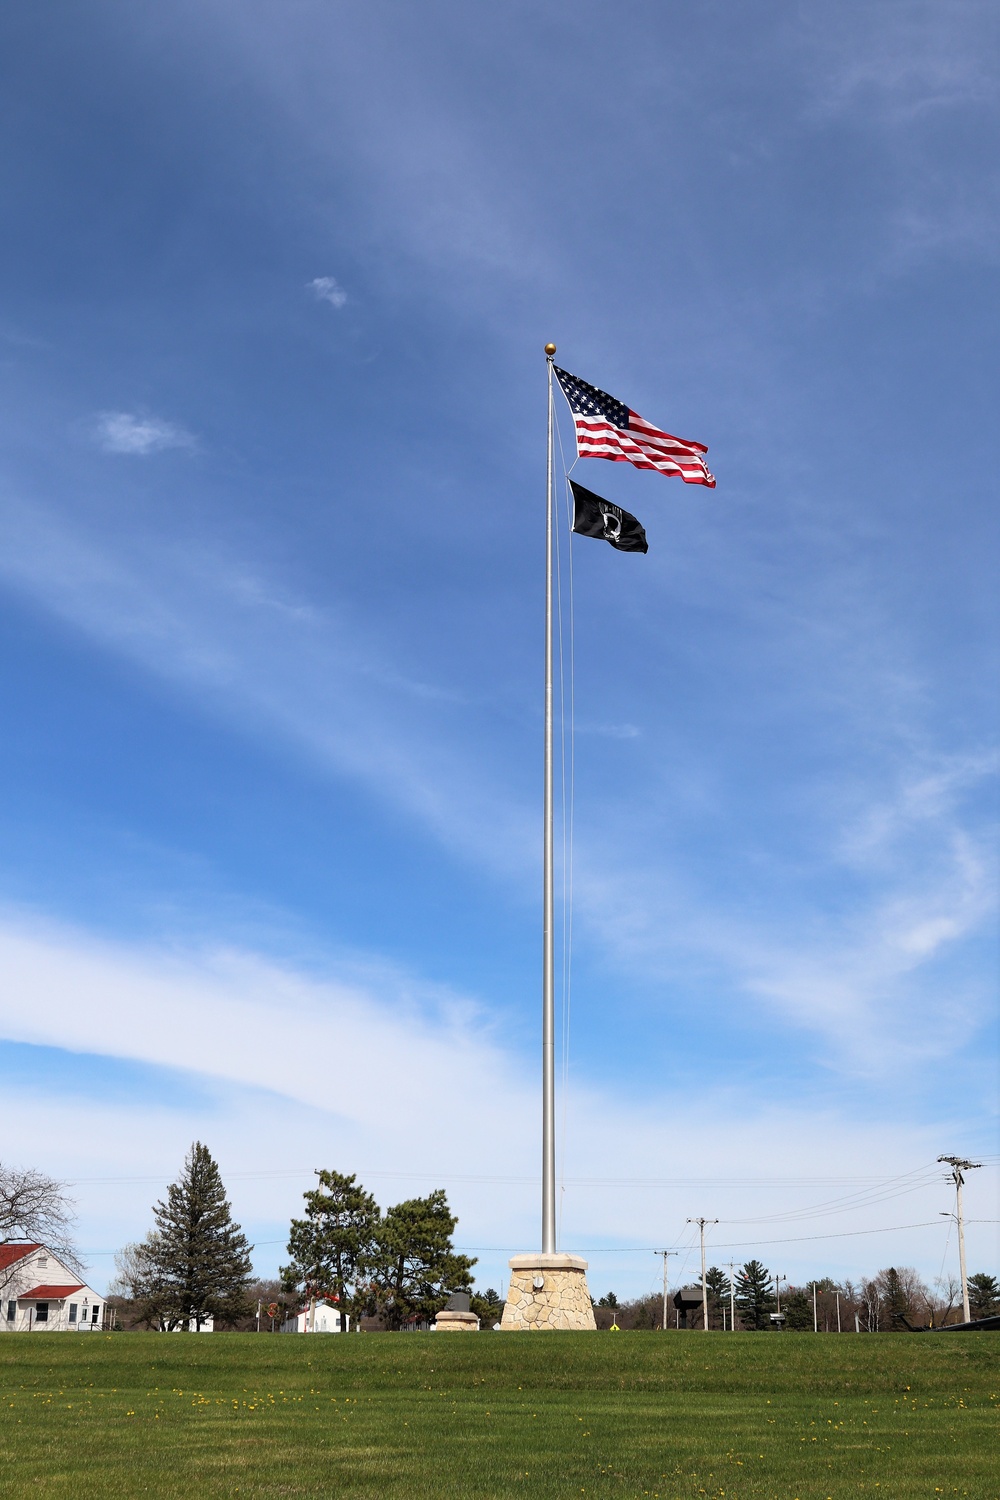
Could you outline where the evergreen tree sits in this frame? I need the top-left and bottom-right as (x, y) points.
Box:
(374, 1189), (476, 1329)
(782, 1288), (812, 1330)
(281, 1170), (380, 1331)
(879, 1267), (909, 1329)
(968, 1273), (999, 1319)
(150, 1142), (253, 1330)
(735, 1260), (774, 1330)
(470, 1287), (504, 1327)
(705, 1267), (730, 1328)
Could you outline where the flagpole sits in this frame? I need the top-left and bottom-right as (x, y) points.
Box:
(542, 341), (558, 1256)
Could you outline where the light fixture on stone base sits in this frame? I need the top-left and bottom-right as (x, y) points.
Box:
(432, 1290), (480, 1332)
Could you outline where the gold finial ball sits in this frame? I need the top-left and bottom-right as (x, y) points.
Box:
(544, 342), (557, 356)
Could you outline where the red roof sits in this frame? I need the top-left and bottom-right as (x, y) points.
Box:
(0, 1243), (41, 1271)
(19, 1285), (85, 1301)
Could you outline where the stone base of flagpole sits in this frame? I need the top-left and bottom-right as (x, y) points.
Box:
(499, 1254), (597, 1330)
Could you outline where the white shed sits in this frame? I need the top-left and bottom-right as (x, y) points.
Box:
(280, 1301), (348, 1333)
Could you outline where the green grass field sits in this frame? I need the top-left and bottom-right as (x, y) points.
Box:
(0, 1332), (996, 1499)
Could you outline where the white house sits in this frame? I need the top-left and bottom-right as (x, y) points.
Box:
(280, 1300), (348, 1333)
(0, 1243), (103, 1333)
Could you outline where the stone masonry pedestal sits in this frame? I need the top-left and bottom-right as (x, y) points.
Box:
(433, 1308), (480, 1331)
(500, 1253), (597, 1330)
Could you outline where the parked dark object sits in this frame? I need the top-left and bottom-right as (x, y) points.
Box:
(672, 1287), (702, 1329)
(935, 1314), (1000, 1332)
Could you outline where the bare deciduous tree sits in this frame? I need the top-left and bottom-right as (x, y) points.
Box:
(859, 1277), (881, 1332)
(108, 1235), (173, 1330)
(0, 1162), (80, 1287)
(931, 1274), (962, 1327)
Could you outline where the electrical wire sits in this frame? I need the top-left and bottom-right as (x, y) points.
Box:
(63, 1168), (977, 1189)
(719, 1163), (948, 1225)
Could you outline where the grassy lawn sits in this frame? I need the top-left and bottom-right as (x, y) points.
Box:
(0, 1332), (996, 1498)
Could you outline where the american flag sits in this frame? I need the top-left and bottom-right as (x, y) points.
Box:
(554, 366), (715, 487)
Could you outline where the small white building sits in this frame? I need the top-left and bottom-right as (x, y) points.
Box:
(281, 1301), (348, 1333)
(171, 1316), (215, 1333)
(0, 1243), (103, 1333)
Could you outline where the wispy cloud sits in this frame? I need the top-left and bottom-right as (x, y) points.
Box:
(93, 412), (196, 456)
(576, 721), (641, 740)
(792, 0), (1000, 266)
(0, 909), (985, 1293)
(573, 746), (997, 1069)
(802, 1), (997, 123)
(0, 494), (993, 1073)
(308, 275), (347, 309)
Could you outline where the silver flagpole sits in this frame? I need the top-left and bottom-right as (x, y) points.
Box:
(542, 342), (557, 1255)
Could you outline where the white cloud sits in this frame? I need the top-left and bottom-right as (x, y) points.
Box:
(792, 1), (1000, 267)
(802, 1), (997, 122)
(308, 275), (347, 309)
(0, 909), (989, 1296)
(0, 495), (993, 1073)
(93, 412), (196, 456)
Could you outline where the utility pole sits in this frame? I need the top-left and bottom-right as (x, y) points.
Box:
(726, 1261), (737, 1333)
(938, 1155), (982, 1324)
(835, 1290), (841, 1334)
(654, 1251), (678, 1332)
(812, 1282), (818, 1333)
(687, 1219), (718, 1332)
(775, 1272), (786, 1316)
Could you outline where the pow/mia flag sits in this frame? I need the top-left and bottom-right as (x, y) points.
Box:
(570, 480), (648, 554)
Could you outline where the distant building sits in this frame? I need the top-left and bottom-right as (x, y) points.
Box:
(0, 1243), (103, 1332)
(281, 1301), (348, 1333)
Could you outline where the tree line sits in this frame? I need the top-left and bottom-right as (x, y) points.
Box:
(109, 1147), (480, 1331)
(593, 1259), (1000, 1331)
(4, 1151), (995, 1333)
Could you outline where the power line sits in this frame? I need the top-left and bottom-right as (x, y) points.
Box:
(77, 1219), (997, 1260)
(64, 1167), (955, 1189)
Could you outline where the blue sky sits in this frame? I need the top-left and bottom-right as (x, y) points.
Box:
(0, 0), (997, 1301)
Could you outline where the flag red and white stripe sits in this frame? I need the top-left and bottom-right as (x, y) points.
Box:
(554, 365), (715, 488)
(575, 410), (715, 485)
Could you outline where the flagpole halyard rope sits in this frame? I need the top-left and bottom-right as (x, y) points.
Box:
(553, 408), (577, 1245)
(553, 430), (567, 1241)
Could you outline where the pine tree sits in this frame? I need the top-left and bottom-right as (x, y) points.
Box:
(373, 1189), (476, 1329)
(281, 1170), (380, 1331)
(150, 1142), (253, 1330)
(470, 1287), (504, 1327)
(782, 1288), (812, 1330)
(735, 1259), (774, 1330)
(880, 1267), (909, 1329)
(968, 1272), (999, 1319)
(704, 1267), (730, 1328)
